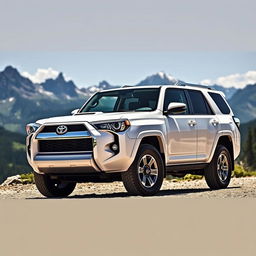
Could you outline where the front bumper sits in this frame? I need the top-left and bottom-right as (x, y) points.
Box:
(26, 121), (137, 175)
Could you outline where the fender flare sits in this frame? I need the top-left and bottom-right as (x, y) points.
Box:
(208, 130), (234, 164)
(130, 130), (168, 165)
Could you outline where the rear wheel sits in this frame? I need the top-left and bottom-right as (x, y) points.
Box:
(122, 144), (164, 196)
(204, 145), (232, 189)
(34, 172), (76, 198)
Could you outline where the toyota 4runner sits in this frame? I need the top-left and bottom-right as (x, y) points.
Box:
(26, 84), (240, 197)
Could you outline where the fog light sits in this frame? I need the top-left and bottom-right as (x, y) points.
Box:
(112, 144), (118, 151)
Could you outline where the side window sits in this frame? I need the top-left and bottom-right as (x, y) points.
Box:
(164, 89), (189, 115)
(187, 90), (212, 115)
(208, 92), (230, 114)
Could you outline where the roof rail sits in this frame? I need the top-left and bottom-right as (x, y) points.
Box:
(179, 82), (214, 90)
(122, 85), (134, 88)
(121, 83), (214, 90)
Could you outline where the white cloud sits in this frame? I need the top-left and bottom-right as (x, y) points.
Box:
(200, 70), (256, 88)
(22, 68), (62, 83)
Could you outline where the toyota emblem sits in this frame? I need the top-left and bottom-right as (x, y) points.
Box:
(56, 125), (68, 135)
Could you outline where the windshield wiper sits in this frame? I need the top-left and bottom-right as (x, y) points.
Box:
(76, 112), (103, 115)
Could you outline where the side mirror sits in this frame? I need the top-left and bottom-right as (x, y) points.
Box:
(71, 109), (80, 115)
(233, 116), (240, 128)
(166, 102), (187, 115)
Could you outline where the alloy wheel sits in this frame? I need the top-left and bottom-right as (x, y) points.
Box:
(217, 153), (229, 182)
(138, 154), (159, 188)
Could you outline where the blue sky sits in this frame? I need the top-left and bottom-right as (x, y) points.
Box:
(1, 1), (255, 88)
(0, 51), (256, 88)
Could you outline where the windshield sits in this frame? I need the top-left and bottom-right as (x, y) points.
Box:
(80, 88), (160, 113)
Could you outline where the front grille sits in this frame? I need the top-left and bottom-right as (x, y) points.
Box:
(38, 139), (93, 153)
(41, 124), (87, 133)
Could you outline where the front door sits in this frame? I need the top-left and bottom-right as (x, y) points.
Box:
(164, 88), (197, 164)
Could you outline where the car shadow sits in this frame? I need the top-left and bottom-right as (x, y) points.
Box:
(27, 186), (241, 200)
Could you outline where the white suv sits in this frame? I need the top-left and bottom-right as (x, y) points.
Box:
(26, 84), (240, 197)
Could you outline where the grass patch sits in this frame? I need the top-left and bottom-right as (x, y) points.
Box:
(20, 173), (34, 184)
(167, 174), (203, 182)
(182, 174), (203, 181)
(232, 165), (256, 178)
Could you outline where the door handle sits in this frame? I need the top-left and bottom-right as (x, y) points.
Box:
(211, 119), (219, 126)
(188, 120), (197, 127)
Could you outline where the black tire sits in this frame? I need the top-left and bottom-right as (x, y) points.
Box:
(204, 145), (232, 189)
(34, 172), (76, 198)
(121, 144), (164, 196)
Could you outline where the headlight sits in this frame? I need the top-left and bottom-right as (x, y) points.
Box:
(94, 120), (130, 132)
(26, 123), (40, 135)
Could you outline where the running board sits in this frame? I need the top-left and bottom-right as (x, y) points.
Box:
(166, 163), (208, 173)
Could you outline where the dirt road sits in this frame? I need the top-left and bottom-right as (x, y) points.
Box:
(1, 177), (256, 199)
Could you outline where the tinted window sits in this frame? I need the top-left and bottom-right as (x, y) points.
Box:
(187, 90), (212, 115)
(208, 92), (230, 114)
(164, 89), (189, 115)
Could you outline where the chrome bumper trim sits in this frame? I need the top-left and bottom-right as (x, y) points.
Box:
(34, 154), (92, 161)
(36, 131), (91, 140)
(33, 153), (97, 170)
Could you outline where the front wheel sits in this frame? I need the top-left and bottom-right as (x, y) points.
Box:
(204, 145), (232, 189)
(122, 144), (164, 196)
(34, 172), (76, 198)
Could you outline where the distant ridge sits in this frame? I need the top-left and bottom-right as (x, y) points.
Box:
(1, 65), (255, 132)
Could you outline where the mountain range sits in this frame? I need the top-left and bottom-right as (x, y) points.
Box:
(0, 126), (31, 183)
(229, 84), (256, 122)
(0, 65), (255, 133)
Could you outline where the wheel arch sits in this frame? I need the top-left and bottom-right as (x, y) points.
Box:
(211, 134), (234, 170)
(131, 131), (168, 173)
(140, 136), (166, 165)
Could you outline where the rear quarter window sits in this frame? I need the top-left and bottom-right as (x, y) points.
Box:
(187, 89), (213, 115)
(208, 92), (230, 114)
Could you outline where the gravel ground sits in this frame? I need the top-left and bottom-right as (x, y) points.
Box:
(1, 177), (256, 199)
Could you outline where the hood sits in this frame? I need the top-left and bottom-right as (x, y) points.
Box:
(36, 111), (161, 125)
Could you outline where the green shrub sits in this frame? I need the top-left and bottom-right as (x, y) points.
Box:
(232, 165), (256, 178)
(183, 174), (203, 181)
(166, 174), (203, 182)
(20, 173), (35, 184)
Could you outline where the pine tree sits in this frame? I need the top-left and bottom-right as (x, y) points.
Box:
(245, 128), (254, 168)
(252, 127), (256, 169)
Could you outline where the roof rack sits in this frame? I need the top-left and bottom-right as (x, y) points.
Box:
(178, 82), (214, 90)
(121, 83), (214, 90)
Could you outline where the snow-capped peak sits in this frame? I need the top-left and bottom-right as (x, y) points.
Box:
(137, 71), (179, 86)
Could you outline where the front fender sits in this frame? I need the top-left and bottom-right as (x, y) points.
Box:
(130, 130), (168, 166)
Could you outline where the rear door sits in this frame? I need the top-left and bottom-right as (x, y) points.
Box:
(164, 88), (197, 164)
(186, 89), (219, 162)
